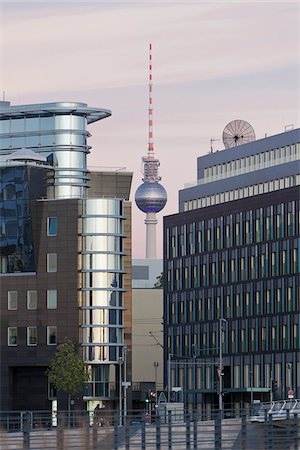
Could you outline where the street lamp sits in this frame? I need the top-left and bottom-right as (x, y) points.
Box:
(118, 345), (128, 426)
(167, 353), (174, 402)
(218, 318), (227, 417)
(153, 362), (159, 405)
(117, 352), (124, 426)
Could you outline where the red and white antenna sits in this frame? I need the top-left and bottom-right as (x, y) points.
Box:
(142, 43), (161, 182)
(148, 42), (154, 159)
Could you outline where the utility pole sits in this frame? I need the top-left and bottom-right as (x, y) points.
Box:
(154, 362), (159, 406)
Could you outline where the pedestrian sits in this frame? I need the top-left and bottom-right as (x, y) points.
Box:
(94, 404), (102, 426)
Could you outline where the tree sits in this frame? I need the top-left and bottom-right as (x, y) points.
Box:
(46, 338), (89, 422)
(154, 272), (163, 288)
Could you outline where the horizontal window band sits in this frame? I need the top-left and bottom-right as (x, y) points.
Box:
(81, 214), (125, 219)
(80, 287), (125, 292)
(81, 325), (125, 329)
(81, 233), (125, 237)
(81, 306), (125, 310)
(81, 342), (125, 347)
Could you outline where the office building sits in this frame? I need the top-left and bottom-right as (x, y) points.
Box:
(163, 122), (300, 413)
(131, 259), (164, 408)
(0, 101), (133, 411)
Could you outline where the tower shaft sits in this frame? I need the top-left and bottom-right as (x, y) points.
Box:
(145, 213), (157, 259)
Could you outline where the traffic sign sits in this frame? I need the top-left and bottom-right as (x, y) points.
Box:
(158, 392), (167, 404)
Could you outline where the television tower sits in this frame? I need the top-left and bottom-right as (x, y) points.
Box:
(135, 43), (167, 259)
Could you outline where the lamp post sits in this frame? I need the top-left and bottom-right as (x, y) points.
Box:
(249, 370), (253, 406)
(218, 318), (227, 417)
(123, 346), (128, 422)
(167, 353), (172, 402)
(118, 352), (123, 426)
(154, 362), (159, 405)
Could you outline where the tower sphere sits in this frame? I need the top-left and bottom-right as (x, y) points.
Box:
(135, 181), (167, 213)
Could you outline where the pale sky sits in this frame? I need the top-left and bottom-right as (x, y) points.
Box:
(0, 1), (299, 258)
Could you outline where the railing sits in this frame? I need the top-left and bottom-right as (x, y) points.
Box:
(251, 397), (300, 422)
(0, 408), (298, 449)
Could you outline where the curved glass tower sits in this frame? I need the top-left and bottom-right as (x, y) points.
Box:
(0, 101), (111, 198)
(0, 100), (131, 410)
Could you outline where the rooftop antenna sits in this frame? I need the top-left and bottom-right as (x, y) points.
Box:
(285, 124), (294, 132)
(210, 138), (220, 153)
(2, 91), (5, 101)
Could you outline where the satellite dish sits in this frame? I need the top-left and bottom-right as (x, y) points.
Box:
(222, 120), (255, 149)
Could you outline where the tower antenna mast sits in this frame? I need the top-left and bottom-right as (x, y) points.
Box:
(142, 43), (161, 183)
(148, 43), (154, 158)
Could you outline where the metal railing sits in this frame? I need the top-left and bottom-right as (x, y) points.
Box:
(0, 408), (298, 449)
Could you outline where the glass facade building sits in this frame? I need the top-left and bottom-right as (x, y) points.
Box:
(0, 101), (132, 411)
(164, 127), (300, 413)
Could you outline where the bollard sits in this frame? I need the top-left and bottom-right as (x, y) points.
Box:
(22, 411), (30, 450)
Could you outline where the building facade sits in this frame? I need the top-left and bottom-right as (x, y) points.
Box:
(163, 127), (300, 413)
(131, 259), (164, 408)
(0, 101), (133, 411)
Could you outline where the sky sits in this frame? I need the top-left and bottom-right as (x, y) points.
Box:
(0, 1), (299, 258)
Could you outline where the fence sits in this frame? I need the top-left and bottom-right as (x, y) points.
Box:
(0, 409), (298, 449)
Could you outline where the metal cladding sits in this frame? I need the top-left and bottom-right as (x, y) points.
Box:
(135, 181), (167, 213)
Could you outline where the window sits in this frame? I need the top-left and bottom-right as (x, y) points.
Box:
(27, 327), (37, 346)
(47, 217), (57, 236)
(47, 253), (57, 273)
(47, 290), (57, 309)
(27, 290), (37, 309)
(8, 327), (17, 346)
(47, 326), (57, 345)
(8, 291), (17, 310)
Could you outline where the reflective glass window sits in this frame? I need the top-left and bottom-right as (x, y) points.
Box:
(11, 137), (25, 148)
(47, 290), (57, 309)
(0, 120), (10, 134)
(0, 138), (10, 148)
(25, 117), (40, 132)
(11, 118), (25, 132)
(25, 136), (40, 147)
(40, 135), (55, 145)
(8, 291), (18, 310)
(40, 117), (54, 131)
(47, 253), (57, 272)
(27, 290), (37, 309)
(8, 327), (17, 346)
(47, 326), (57, 345)
(27, 327), (37, 346)
(47, 217), (57, 236)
